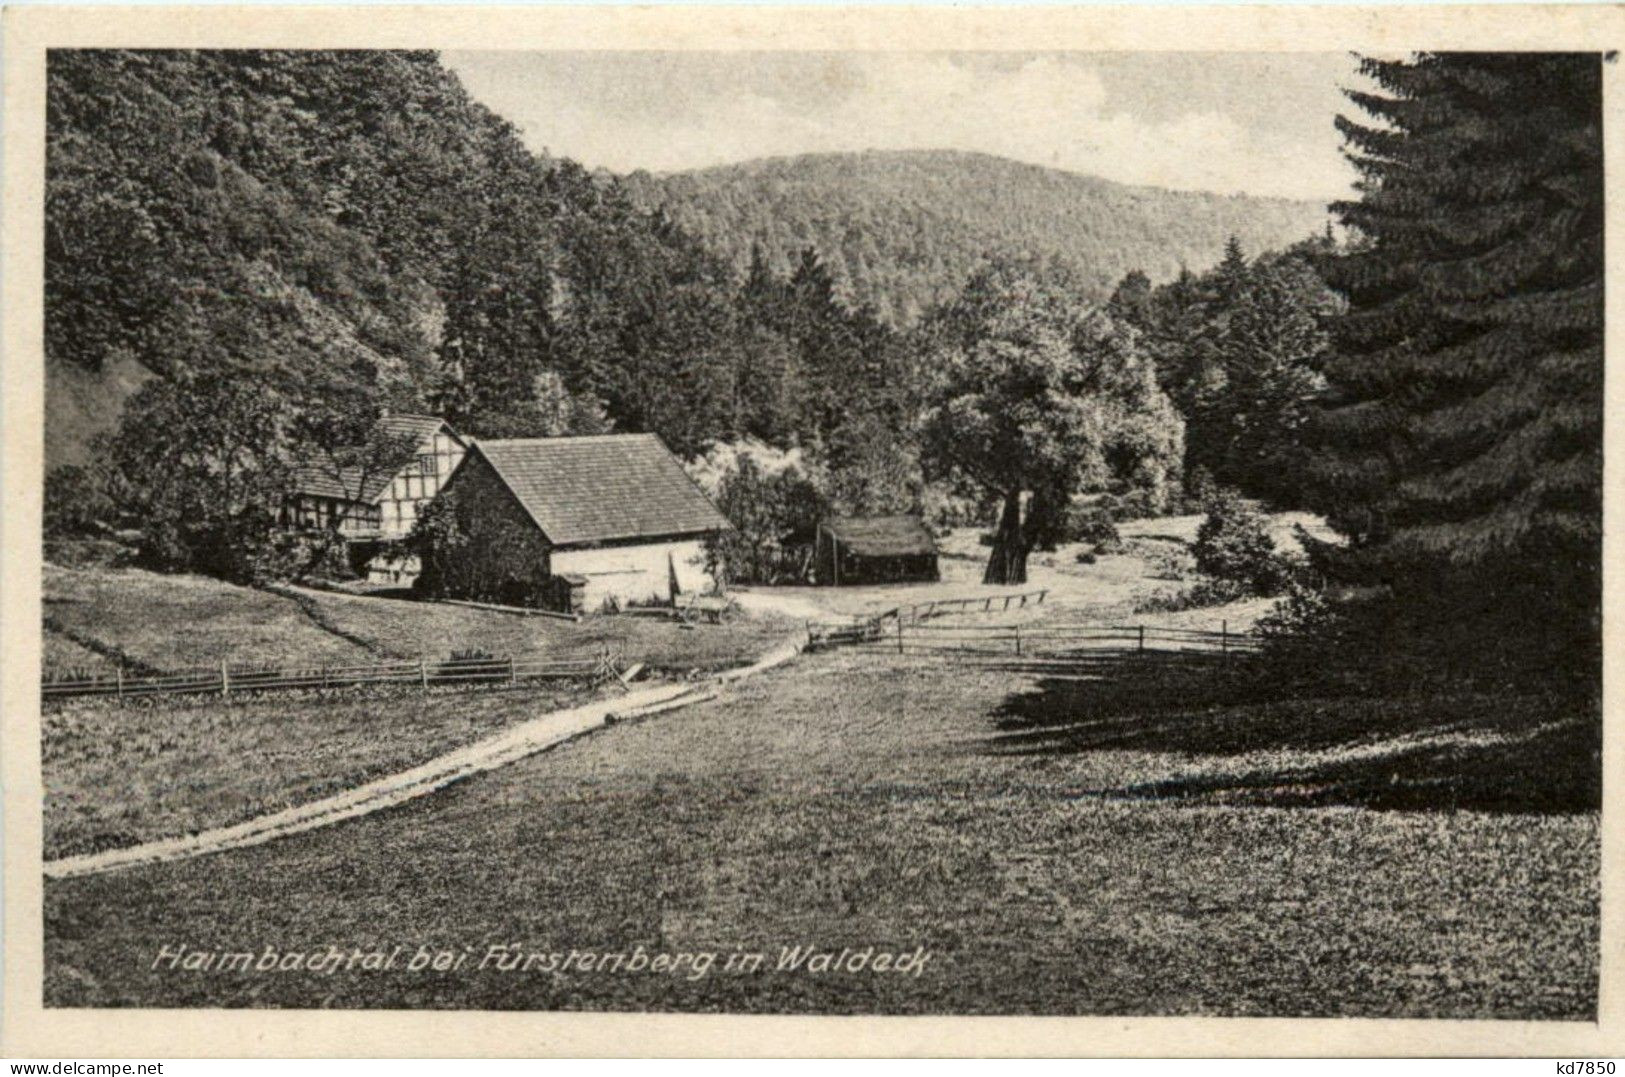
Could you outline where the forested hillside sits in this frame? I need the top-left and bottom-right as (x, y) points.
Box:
(46, 50), (946, 577)
(624, 150), (1331, 325)
(46, 51), (902, 465)
(48, 51), (463, 464)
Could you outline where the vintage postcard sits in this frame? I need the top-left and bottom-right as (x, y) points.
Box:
(2, 2), (1622, 1059)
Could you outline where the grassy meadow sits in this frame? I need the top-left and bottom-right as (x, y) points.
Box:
(45, 651), (1598, 1016)
(41, 564), (800, 860)
(43, 680), (592, 860)
(39, 516), (1599, 1017)
(38, 529), (1280, 867)
(43, 565), (368, 673)
(43, 565), (799, 677)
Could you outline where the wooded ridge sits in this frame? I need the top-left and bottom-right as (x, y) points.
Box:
(624, 149), (1331, 325)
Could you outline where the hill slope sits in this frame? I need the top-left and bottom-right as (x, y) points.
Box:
(625, 150), (1332, 323)
(43, 50), (740, 472)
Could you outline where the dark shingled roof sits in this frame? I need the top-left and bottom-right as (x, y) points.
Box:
(290, 463), (389, 504)
(377, 413), (449, 443)
(824, 515), (938, 558)
(289, 415), (459, 504)
(475, 434), (729, 546)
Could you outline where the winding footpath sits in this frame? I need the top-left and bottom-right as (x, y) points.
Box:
(44, 640), (804, 881)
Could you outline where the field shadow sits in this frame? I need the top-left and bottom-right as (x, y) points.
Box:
(986, 657), (1600, 814)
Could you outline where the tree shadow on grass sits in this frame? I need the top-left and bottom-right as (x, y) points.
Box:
(985, 656), (1600, 814)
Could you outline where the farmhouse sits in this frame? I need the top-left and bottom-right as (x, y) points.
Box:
(285, 414), (468, 540)
(812, 515), (940, 586)
(420, 434), (730, 613)
(283, 414), (468, 583)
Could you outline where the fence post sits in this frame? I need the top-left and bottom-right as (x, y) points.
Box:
(1015, 625), (1022, 657)
(897, 616), (905, 654)
(1138, 625), (1146, 653)
(220, 659), (230, 698)
(419, 657), (428, 691)
(508, 656), (516, 685)
(1222, 620), (1229, 663)
(116, 665), (124, 704)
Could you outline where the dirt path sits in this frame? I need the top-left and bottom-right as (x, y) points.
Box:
(42, 640), (805, 880)
(262, 582), (404, 658)
(730, 589), (829, 621)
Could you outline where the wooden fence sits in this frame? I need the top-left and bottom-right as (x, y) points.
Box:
(41, 647), (625, 703)
(886, 588), (1049, 623)
(807, 617), (1258, 663)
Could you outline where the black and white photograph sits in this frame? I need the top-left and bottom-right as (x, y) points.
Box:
(3, 3), (1617, 1058)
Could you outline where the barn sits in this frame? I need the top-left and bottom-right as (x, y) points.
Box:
(813, 515), (940, 586)
(419, 434), (730, 614)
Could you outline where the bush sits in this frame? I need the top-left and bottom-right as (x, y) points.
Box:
(1099, 486), (1164, 522)
(689, 447), (828, 585)
(252, 531), (355, 585)
(1255, 579), (1337, 641)
(1178, 466), (1219, 515)
(920, 484), (988, 533)
(136, 509), (327, 586)
(1134, 577), (1250, 614)
(44, 465), (112, 538)
(1192, 490), (1290, 594)
(411, 489), (561, 609)
(1093, 534), (1126, 557)
(1128, 538), (1194, 580)
(1030, 498), (1121, 551)
(1069, 503), (1121, 547)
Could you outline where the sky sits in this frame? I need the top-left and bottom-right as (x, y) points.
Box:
(443, 51), (1369, 203)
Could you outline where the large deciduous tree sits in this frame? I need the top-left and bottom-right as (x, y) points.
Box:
(921, 262), (1180, 584)
(1308, 52), (1603, 676)
(109, 366), (291, 580)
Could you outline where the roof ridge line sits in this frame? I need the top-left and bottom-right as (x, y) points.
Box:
(480, 432), (656, 446)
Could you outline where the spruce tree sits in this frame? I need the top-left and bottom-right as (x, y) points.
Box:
(1214, 235), (1248, 302)
(1310, 53), (1603, 676)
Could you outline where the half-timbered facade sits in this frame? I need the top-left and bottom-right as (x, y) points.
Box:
(284, 414), (468, 542)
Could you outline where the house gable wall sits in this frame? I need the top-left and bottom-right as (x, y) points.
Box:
(416, 451), (557, 607)
(376, 427), (466, 537)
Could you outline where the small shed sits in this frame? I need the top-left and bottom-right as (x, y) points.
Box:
(815, 515), (940, 586)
